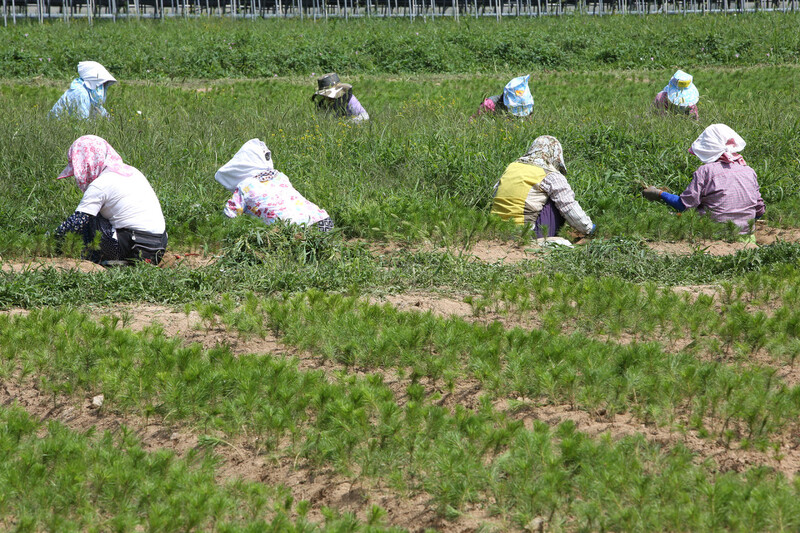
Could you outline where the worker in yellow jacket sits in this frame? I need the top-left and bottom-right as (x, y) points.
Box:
(492, 136), (595, 238)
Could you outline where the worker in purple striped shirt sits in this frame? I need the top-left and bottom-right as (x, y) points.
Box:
(642, 124), (765, 239)
(312, 72), (369, 123)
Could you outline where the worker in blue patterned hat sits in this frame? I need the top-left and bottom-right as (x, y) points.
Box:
(472, 75), (533, 120)
(50, 61), (116, 120)
(653, 70), (699, 119)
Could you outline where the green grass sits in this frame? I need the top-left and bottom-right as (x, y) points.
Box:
(1, 65), (799, 253)
(7, 239), (800, 309)
(2, 15), (799, 78)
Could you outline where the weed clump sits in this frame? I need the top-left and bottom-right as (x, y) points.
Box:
(220, 216), (346, 265)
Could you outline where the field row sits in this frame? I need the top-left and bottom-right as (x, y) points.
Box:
(5, 297), (800, 530)
(0, 401), (398, 532)
(6, 236), (800, 309)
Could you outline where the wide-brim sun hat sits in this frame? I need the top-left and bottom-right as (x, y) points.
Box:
(503, 75), (534, 117)
(313, 72), (352, 100)
(665, 69), (699, 108)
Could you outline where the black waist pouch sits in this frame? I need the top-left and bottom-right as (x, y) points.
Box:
(117, 228), (169, 265)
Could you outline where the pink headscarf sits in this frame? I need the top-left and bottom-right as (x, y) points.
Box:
(57, 135), (136, 192)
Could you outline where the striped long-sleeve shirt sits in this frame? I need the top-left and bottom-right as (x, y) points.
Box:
(538, 171), (594, 234)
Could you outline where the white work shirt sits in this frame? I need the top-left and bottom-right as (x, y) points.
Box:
(76, 169), (166, 234)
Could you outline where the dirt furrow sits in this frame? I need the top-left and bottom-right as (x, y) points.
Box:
(7, 303), (800, 480)
(499, 400), (800, 478)
(0, 377), (502, 532)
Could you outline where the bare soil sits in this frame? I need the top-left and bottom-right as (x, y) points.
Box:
(647, 240), (759, 256)
(366, 239), (541, 264)
(756, 225), (800, 246)
(645, 223), (800, 256)
(0, 256), (105, 273)
(371, 292), (474, 318)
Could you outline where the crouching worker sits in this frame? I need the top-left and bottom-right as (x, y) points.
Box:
(312, 73), (369, 123)
(642, 124), (765, 241)
(471, 75), (533, 120)
(491, 136), (596, 240)
(653, 70), (699, 120)
(50, 61), (116, 120)
(55, 135), (168, 265)
(216, 139), (334, 232)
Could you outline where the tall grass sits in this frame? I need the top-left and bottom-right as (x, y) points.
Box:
(1, 66), (799, 251)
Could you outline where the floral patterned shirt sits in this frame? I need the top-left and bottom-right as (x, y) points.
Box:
(223, 173), (329, 227)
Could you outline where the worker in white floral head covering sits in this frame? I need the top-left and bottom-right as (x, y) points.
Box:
(491, 136), (595, 240)
(653, 69), (699, 119)
(50, 61), (116, 120)
(216, 139), (334, 232)
(642, 124), (765, 240)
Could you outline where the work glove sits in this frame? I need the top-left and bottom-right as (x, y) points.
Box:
(642, 186), (664, 202)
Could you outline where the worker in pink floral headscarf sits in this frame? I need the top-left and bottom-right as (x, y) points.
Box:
(55, 135), (169, 265)
(57, 135), (135, 191)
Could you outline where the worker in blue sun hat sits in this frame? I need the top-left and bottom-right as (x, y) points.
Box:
(472, 75), (534, 119)
(653, 69), (699, 119)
